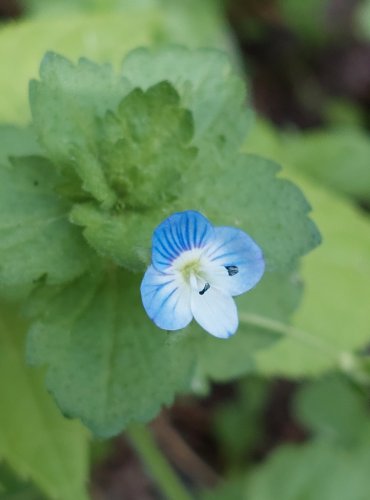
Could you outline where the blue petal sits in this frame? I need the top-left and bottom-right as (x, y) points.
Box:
(190, 287), (238, 339)
(152, 211), (214, 271)
(140, 265), (192, 330)
(205, 227), (265, 296)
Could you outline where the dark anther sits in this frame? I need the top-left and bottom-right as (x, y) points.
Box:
(199, 282), (210, 295)
(225, 265), (239, 276)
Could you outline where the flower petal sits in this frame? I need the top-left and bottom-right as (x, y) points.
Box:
(140, 265), (192, 330)
(190, 287), (238, 339)
(205, 227), (265, 296)
(152, 211), (214, 271)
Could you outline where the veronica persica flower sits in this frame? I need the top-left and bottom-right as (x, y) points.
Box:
(140, 211), (265, 339)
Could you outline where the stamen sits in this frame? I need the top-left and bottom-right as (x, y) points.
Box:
(199, 282), (210, 295)
(225, 265), (239, 276)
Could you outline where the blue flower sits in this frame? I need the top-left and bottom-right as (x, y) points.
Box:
(140, 211), (265, 339)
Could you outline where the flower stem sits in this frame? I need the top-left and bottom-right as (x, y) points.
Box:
(127, 423), (193, 500)
(239, 312), (370, 385)
(239, 312), (338, 357)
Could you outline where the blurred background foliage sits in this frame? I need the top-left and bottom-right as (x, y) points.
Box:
(0, 0), (369, 498)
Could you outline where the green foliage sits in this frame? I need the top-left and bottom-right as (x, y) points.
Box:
(193, 270), (302, 381)
(294, 376), (370, 446)
(244, 377), (370, 500)
(30, 53), (131, 187)
(0, 156), (94, 293)
(0, 305), (89, 500)
(0, 465), (46, 500)
(24, 265), (301, 437)
(356, 0), (370, 40)
(121, 46), (251, 152)
(202, 477), (245, 500)
(213, 378), (268, 467)
(0, 13), (156, 124)
(99, 81), (195, 210)
(278, 0), (332, 45)
(0, 1), (231, 125)
(26, 269), (194, 437)
(2, 47), (320, 436)
(20, 0), (230, 56)
(29, 49), (319, 275)
(244, 121), (370, 376)
(185, 154), (320, 272)
(245, 440), (370, 500)
(284, 128), (370, 201)
(0, 126), (40, 166)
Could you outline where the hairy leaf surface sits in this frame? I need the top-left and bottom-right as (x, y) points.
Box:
(26, 269), (194, 437)
(0, 156), (93, 291)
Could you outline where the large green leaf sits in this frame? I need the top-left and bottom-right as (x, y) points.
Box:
(30, 50), (319, 274)
(252, 171), (370, 376)
(25, 265), (306, 436)
(0, 305), (89, 500)
(0, 156), (94, 292)
(26, 268), (194, 437)
(244, 122), (370, 376)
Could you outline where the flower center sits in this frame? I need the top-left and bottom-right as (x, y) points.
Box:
(172, 249), (210, 295)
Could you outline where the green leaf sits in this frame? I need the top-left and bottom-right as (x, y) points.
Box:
(0, 13), (156, 124)
(0, 1), (235, 125)
(30, 52), (132, 207)
(0, 125), (40, 166)
(100, 81), (195, 209)
(252, 172), (370, 376)
(278, 0), (332, 45)
(213, 378), (268, 467)
(245, 441), (370, 500)
(25, 262), (303, 437)
(0, 156), (94, 293)
(31, 50), (318, 274)
(245, 379), (370, 500)
(70, 202), (164, 271)
(356, 0), (370, 40)
(26, 268), (194, 437)
(294, 376), (370, 446)
(182, 154), (321, 271)
(0, 464), (47, 500)
(0, 305), (89, 500)
(121, 46), (251, 151)
(284, 128), (370, 201)
(202, 476), (245, 500)
(243, 120), (370, 376)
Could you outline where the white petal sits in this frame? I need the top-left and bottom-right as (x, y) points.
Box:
(141, 265), (192, 331)
(204, 226), (265, 296)
(190, 287), (238, 339)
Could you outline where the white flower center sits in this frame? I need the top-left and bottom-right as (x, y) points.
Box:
(171, 249), (211, 294)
